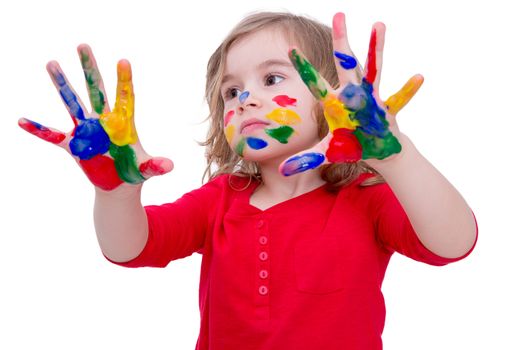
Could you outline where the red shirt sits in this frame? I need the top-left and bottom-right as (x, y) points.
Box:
(110, 173), (477, 350)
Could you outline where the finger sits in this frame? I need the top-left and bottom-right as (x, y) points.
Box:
(385, 74), (424, 115)
(47, 61), (89, 123)
(364, 22), (386, 92)
(18, 117), (67, 146)
(288, 47), (332, 102)
(100, 60), (138, 146)
(139, 157), (174, 179)
(332, 12), (362, 86)
(279, 136), (330, 176)
(77, 44), (110, 115)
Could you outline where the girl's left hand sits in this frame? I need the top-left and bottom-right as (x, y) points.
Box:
(279, 12), (424, 176)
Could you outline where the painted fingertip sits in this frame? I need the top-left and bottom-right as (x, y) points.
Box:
(139, 158), (174, 177)
(333, 12), (346, 40)
(117, 59), (132, 81)
(279, 152), (325, 176)
(18, 118), (67, 144)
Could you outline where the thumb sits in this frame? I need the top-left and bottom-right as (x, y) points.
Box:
(139, 156), (174, 179)
(278, 137), (331, 176)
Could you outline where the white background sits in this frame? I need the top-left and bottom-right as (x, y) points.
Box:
(1, 0), (523, 348)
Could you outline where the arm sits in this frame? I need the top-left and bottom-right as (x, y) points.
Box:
(370, 134), (477, 259)
(94, 185), (148, 263)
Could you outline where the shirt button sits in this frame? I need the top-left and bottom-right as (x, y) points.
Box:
(259, 236), (268, 245)
(259, 252), (268, 261)
(255, 220), (265, 229)
(259, 270), (268, 279)
(259, 285), (268, 295)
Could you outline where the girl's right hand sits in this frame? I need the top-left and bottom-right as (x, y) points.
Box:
(18, 44), (173, 191)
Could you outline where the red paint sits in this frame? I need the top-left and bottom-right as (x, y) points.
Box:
(19, 118), (66, 144)
(272, 95), (297, 107)
(139, 158), (171, 178)
(79, 154), (123, 190)
(365, 28), (377, 83)
(326, 128), (362, 163)
(224, 110), (235, 126)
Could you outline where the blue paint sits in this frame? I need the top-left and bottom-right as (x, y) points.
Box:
(246, 137), (268, 150)
(334, 51), (357, 70)
(280, 152), (325, 176)
(339, 80), (388, 138)
(239, 91), (250, 104)
(52, 70), (85, 120)
(69, 119), (111, 160)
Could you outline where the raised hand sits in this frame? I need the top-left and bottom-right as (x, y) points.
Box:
(279, 13), (423, 176)
(18, 44), (173, 190)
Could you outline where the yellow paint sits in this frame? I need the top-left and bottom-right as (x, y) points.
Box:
(266, 108), (301, 125)
(323, 94), (359, 132)
(225, 124), (235, 144)
(385, 75), (424, 115)
(100, 62), (137, 146)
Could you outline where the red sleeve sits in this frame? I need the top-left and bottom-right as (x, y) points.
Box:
(106, 175), (226, 268)
(366, 179), (478, 266)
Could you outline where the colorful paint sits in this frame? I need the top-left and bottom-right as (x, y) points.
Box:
(239, 91), (250, 104)
(280, 152), (325, 176)
(69, 118), (111, 160)
(332, 12), (346, 40)
(266, 108), (301, 125)
(246, 137), (268, 150)
(265, 126), (294, 144)
(109, 144), (145, 184)
(224, 110), (235, 126)
(289, 49), (328, 100)
(385, 75), (424, 115)
(225, 124), (235, 144)
(334, 51), (357, 70)
(365, 28), (378, 84)
(272, 95), (297, 107)
(235, 138), (246, 156)
(49, 67), (85, 121)
(18, 118), (66, 144)
(79, 46), (106, 114)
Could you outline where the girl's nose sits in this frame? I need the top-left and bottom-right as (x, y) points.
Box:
(237, 90), (261, 114)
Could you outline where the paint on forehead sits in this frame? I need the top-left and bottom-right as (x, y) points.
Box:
(235, 138), (246, 156)
(334, 51), (357, 70)
(109, 144), (145, 184)
(69, 119), (111, 160)
(280, 152), (325, 176)
(239, 91), (250, 104)
(266, 108), (301, 125)
(246, 137), (268, 150)
(272, 95), (297, 107)
(265, 126), (294, 144)
(225, 124), (235, 144)
(79, 49), (106, 114)
(365, 28), (378, 83)
(51, 69), (86, 120)
(79, 154), (123, 191)
(18, 118), (66, 144)
(289, 49), (327, 100)
(224, 110), (235, 127)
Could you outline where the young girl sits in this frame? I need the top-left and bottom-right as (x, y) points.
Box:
(19, 11), (477, 350)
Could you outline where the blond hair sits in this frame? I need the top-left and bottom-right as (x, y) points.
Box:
(201, 11), (383, 190)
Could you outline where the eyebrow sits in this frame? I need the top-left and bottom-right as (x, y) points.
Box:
(221, 59), (294, 87)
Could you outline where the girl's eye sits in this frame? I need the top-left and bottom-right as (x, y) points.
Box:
(224, 88), (241, 100)
(265, 74), (284, 86)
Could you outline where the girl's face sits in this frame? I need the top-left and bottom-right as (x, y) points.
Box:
(220, 29), (320, 163)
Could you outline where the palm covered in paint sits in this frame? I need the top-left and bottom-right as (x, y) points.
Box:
(279, 13), (423, 176)
(18, 44), (173, 190)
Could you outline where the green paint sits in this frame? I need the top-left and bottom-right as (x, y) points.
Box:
(265, 126), (294, 144)
(235, 138), (246, 156)
(80, 50), (106, 114)
(354, 129), (402, 160)
(289, 49), (327, 100)
(109, 144), (145, 184)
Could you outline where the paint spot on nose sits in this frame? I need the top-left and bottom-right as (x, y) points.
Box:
(239, 91), (250, 104)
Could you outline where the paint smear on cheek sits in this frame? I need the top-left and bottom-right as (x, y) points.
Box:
(235, 138), (246, 156)
(225, 124), (235, 144)
(224, 110), (235, 126)
(272, 95), (297, 107)
(246, 137), (268, 150)
(265, 126), (294, 144)
(266, 108), (301, 125)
